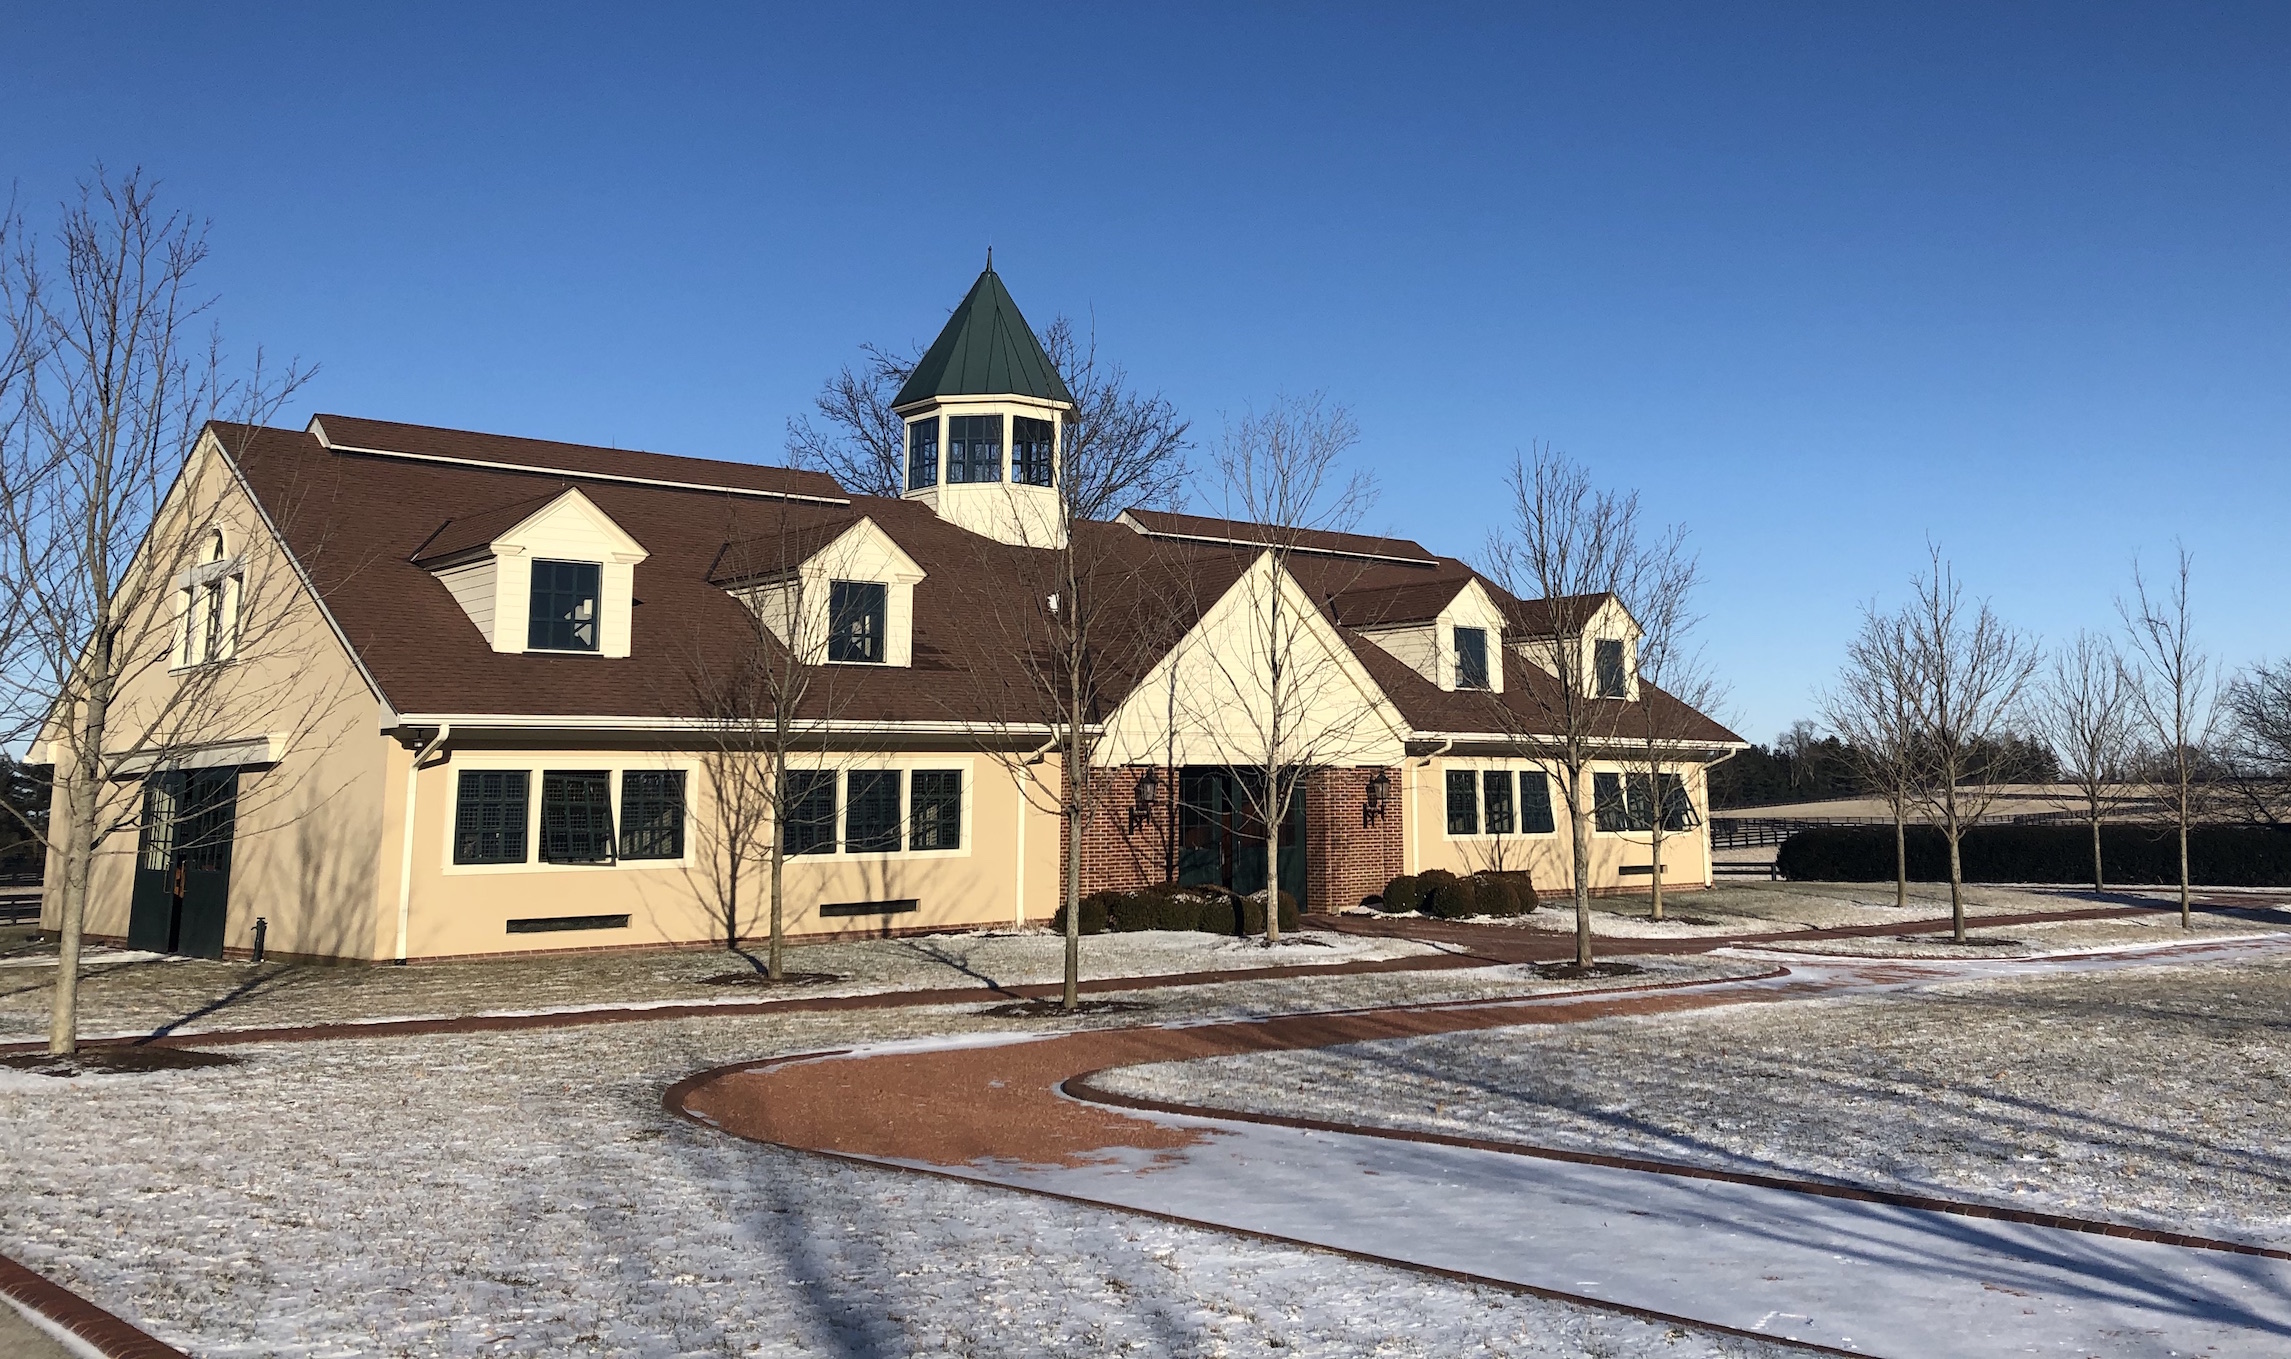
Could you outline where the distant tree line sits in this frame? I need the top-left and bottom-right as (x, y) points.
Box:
(1709, 720), (2057, 811)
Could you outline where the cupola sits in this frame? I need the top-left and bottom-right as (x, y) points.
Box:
(894, 258), (1074, 548)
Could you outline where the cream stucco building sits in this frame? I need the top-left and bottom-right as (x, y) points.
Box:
(39, 266), (1742, 962)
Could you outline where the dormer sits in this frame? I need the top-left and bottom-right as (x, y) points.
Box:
(893, 260), (1074, 549)
(413, 487), (649, 657)
(1338, 577), (1510, 693)
(711, 516), (926, 668)
(1506, 592), (1641, 700)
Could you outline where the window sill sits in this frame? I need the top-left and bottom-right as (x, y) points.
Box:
(525, 647), (602, 657)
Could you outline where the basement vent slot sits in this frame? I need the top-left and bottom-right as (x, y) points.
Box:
(819, 898), (920, 918)
(506, 914), (631, 934)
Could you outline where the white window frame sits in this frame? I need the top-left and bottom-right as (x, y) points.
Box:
(778, 754), (977, 862)
(439, 753), (699, 876)
(1438, 759), (1562, 841)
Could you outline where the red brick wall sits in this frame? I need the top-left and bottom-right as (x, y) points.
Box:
(1061, 764), (1404, 913)
(1304, 766), (1405, 911)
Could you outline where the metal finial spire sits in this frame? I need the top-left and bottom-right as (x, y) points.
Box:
(986, 244), (993, 270)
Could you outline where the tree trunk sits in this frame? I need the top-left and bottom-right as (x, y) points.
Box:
(50, 652), (111, 1058)
(1569, 770), (1593, 968)
(767, 816), (786, 982)
(2177, 784), (2191, 929)
(1263, 774), (1284, 945)
(1648, 820), (1664, 921)
(1892, 800), (1907, 910)
(1064, 732), (1083, 1011)
(2090, 807), (2104, 894)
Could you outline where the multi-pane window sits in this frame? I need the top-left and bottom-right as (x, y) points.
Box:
(1645, 772), (1694, 831)
(1012, 417), (1055, 487)
(845, 770), (903, 853)
(910, 770), (962, 850)
(1445, 769), (1479, 835)
(455, 771), (530, 864)
(529, 560), (602, 651)
(1518, 771), (1557, 834)
(1593, 771), (1630, 832)
(906, 417), (939, 490)
(1455, 627), (1489, 690)
(618, 770), (686, 860)
(540, 771), (616, 863)
(828, 580), (886, 663)
(781, 770), (837, 855)
(946, 414), (1003, 483)
(1594, 638), (1627, 698)
(1482, 770), (1514, 834)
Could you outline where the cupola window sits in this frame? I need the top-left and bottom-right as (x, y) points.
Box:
(906, 418), (939, 490)
(946, 414), (1003, 484)
(528, 560), (601, 652)
(1012, 417), (1056, 487)
(828, 579), (887, 663)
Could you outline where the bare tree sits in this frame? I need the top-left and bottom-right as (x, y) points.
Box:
(1821, 606), (1923, 909)
(1616, 527), (1723, 921)
(2221, 657), (2291, 828)
(693, 509), (880, 981)
(784, 316), (1189, 516)
(0, 170), (327, 1055)
(1902, 548), (2040, 943)
(1483, 446), (1650, 968)
(2033, 630), (2136, 893)
(1185, 393), (1376, 945)
(2120, 546), (2215, 927)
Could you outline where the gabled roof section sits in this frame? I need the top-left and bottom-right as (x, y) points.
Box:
(893, 266), (1075, 408)
(1328, 577), (1472, 630)
(1504, 591), (1622, 638)
(1119, 508), (1439, 566)
(412, 486), (647, 568)
(310, 414), (850, 504)
(708, 514), (922, 589)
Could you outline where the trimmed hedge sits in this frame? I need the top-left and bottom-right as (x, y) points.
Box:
(1051, 881), (1301, 936)
(1375, 869), (1539, 919)
(1776, 823), (2291, 887)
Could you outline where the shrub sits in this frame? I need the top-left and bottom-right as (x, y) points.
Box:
(1051, 882), (1299, 936)
(1775, 823), (2291, 887)
(1383, 869), (1537, 918)
(1377, 873), (1428, 913)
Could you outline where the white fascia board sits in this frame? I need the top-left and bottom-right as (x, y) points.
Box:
(1408, 731), (1749, 754)
(389, 714), (1082, 738)
(320, 441), (851, 506)
(108, 733), (286, 777)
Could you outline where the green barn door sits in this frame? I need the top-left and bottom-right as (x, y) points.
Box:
(127, 776), (181, 952)
(125, 769), (238, 959)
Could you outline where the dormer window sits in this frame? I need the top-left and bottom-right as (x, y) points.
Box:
(906, 418), (939, 490)
(946, 414), (1002, 484)
(1012, 417), (1055, 487)
(529, 560), (601, 652)
(1455, 627), (1489, 690)
(1595, 638), (1627, 697)
(828, 580), (886, 663)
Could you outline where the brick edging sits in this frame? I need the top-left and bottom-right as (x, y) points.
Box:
(1060, 1079), (2291, 1263)
(0, 1251), (190, 1359)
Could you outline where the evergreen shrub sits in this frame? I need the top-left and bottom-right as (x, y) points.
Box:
(1379, 869), (1538, 918)
(1052, 882), (1300, 936)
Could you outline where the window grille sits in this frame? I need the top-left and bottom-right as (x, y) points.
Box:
(1012, 417), (1056, 487)
(540, 770), (616, 863)
(455, 771), (530, 864)
(909, 770), (962, 849)
(946, 414), (1003, 483)
(781, 770), (837, 855)
(618, 770), (686, 859)
(1482, 770), (1514, 834)
(1455, 627), (1489, 689)
(828, 580), (886, 663)
(907, 418), (940, 490)
(844, 770), (903, 853)
(1445, 769), (1479, 835)
(529, 560), (601, 651)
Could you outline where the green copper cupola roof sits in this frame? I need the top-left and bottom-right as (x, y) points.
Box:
(894, 264), (1075, 409)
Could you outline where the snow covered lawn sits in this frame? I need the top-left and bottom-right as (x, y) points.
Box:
(1491, 880), (2266, 937)
(0, 926), (1436, 1042)
(0, 988), (1796, 1358)
(1735, 908), (2291, 958)
(1101, 951), (2291, 1247)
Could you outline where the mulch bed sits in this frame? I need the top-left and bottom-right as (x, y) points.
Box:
(4, 1046), (239, 1077)
(979, 998), (1154, 1019)
(695, 970), (842, 987)
(1534, 961), (1645, 980)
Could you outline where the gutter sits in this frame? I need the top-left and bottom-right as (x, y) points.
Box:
(394, 723), (451, 963)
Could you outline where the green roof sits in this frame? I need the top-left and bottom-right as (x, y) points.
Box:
(894, 265), (1074, 408)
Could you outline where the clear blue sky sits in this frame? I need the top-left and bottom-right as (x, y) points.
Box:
(7, 3), (2286, 743)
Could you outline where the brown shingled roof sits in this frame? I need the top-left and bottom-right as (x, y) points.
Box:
(1121, 508), (1437, 564)
(311, 414), (849, 503)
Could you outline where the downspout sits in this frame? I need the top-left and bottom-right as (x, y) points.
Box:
(393, 723), (451, 964)
(1015, 732), (1058, 927)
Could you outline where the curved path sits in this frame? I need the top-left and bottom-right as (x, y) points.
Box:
(672, 934), (2291, 1358)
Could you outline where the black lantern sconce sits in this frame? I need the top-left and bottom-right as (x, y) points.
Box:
(1130, 768), (1162, 833)
(1361, 768), (1392, 826)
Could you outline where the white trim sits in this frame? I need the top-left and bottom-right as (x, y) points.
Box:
(392, 713), (1072, 738)
(108, 734), (283, 777)
(320, 440), (851, 506)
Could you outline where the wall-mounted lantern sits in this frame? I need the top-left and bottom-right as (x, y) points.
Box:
(1361, 768), (1392, 826)
(1130, 767), (1162, 833)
